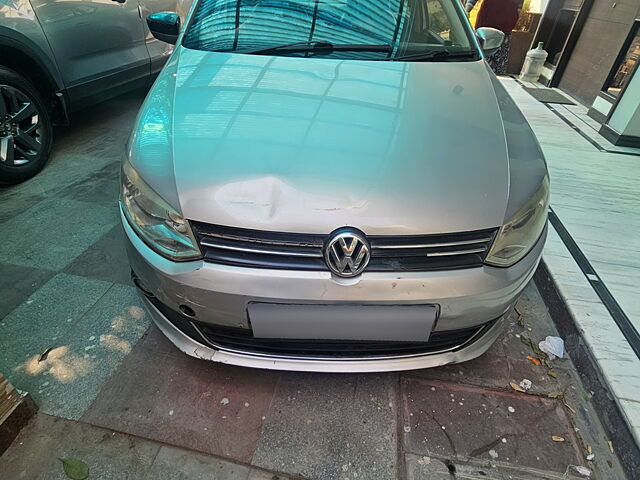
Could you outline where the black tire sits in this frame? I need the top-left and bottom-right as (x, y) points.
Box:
(0, 66), (54, 185)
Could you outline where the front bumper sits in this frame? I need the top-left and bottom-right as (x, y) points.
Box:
(122, 208), (546, 372)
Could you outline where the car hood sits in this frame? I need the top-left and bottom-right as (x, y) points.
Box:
(157, 48), (510, 235)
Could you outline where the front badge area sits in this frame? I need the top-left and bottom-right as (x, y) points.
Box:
(324, 229), (371, 277)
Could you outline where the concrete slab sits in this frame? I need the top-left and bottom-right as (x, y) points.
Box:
(145, 445), (252, 480)
(64, 225), (131, 285)
(0, 263), (54, 320)
(0, 197), (118, 271)
(409, 284), (570, 396)
(82, 340), (279, 462)
(252, 372), (398, 480)
(55, 161), (120, 209)
(401, 377), (585, 474)
(0, 273), (112, 366)
(405, 453), (590, 480)
(0, 413), (159, 479)
(0, 412), (295, 480)
(1, 280), (148, 420)
(0, 190), (45, 226)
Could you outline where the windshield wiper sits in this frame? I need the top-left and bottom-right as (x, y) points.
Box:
(243, 41), (392, 56)
(388, 49), (478, 62)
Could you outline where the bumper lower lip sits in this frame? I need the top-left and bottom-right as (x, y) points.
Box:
(142, 292), (507, 372)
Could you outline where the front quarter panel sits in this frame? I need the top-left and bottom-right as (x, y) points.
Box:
(488, 71), (548, 220)
(126, 51), (181, 211)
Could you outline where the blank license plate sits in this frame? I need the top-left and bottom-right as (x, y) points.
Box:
(247, 303), (437, 342)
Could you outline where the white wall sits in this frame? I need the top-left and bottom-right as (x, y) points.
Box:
(528, 0), (550, 14)
(608, 67), (640, 137)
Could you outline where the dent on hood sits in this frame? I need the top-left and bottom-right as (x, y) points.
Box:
(211, 176), (368, 224)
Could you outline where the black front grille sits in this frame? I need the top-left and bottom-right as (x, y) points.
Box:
(190, 222), (497, 272)
(194, 321), (492, 358)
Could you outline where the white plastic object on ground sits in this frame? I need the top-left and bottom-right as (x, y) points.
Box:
(519, 379), (532, 391)
(539, 336), (564, 360)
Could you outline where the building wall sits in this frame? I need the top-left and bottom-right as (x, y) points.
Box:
(557, 0), (640, 105)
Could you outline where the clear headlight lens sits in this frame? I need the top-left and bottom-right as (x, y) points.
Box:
(485, 176), (549, 267)
(120, 159), (201, 261)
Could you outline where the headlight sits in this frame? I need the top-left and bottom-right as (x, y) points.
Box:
(120, 159), (201, 261)
(485, 176), (549, 267)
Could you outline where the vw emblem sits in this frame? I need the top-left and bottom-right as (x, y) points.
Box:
(324, 229), (371, 277)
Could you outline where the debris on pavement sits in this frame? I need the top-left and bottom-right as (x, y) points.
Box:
(608, 440), (614, 454)
(38, 347), (52, 362)
(551, 435), (565, 442)
(526, 355), (541, 366)
(59, 458), (89, 480)
(568, 465), (592, 477)
(539, 336), (564, 360)
(509, 381), (526, 393)
(519, 379), (532, 391)
(548, 370), (558, 378)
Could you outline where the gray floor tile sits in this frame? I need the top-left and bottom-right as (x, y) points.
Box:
(54, 161), (120, 208)
(144, 446), (251, 480)
(252, 372), (398, 480)
(0, 413), (159, 480)
(5, 283), (150, 420)
(64, 224), (131, 285)
(0, 189), (46, 226)
(0, 273), (112, 367)
(0, 263), (55, 320)
(0, 197), (118, 271)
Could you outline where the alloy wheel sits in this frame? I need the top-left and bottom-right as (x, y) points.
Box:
(0, 85), (44, 166)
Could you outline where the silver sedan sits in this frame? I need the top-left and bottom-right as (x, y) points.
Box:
(121, 0), (549, 372)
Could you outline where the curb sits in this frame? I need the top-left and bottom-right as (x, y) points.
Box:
(0, 374), (38, 456)
(534, 262), (640, 478)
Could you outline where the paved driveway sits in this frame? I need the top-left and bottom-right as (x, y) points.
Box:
(0, 90), (627, 479)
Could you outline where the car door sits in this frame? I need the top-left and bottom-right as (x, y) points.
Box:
(138, 0), (194, 74)
(29, 0), (150, 107)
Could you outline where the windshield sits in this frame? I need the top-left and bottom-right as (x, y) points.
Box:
(183, 0), (478, 61)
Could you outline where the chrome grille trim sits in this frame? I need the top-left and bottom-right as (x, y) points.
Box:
(198, 232), (323, 248)
(199, 239), (323, 258)
(191, 221), (498, 272)
(427, 248), (488, 257)
(375, 237), (493, 249)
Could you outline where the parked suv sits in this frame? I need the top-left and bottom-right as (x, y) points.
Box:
(124, 0), (549, 372)
(0, 0), (191, 184)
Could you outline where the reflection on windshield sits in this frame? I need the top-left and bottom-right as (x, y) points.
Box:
(184, 0), (476, 60)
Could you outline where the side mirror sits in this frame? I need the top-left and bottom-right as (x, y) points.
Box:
(147, 12), (181, 44)
(476, 27), (504, 57)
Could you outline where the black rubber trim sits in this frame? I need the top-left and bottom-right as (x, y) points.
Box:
(548, 208), (640, 360)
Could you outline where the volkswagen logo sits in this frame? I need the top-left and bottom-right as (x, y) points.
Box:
(324, 229), (371, 277)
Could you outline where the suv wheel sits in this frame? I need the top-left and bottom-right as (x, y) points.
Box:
(0, 66), (53, 185)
